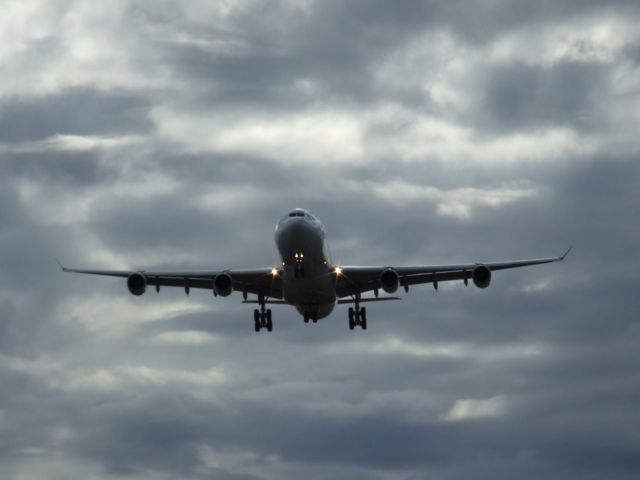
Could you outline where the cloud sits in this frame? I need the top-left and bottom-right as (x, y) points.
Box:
(1, 1), (639, 479)
(0, 87), (152, 142)
(479, 60), (608, 132)
(442, 396), (509, 421)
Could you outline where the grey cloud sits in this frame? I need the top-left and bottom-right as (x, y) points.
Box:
(148, 0), (635, 114)
(3, 149), (640, 479)
(478, 60), (609, 132)
(623, 42), (640, 65)
(0, 182), (83, 353)
(1, 1), (640, 479)
(157, 2), (435, 108)
(0, 88), (152, 142)
(2, 149), (117, 188)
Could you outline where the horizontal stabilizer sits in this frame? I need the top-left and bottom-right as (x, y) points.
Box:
(337, 297), (401, 304)
(242, 300), (287, 305)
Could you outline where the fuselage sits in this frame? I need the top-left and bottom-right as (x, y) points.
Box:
(274, 208), (336, 319)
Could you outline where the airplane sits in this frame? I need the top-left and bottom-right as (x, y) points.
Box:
(60, 208), (570, 332)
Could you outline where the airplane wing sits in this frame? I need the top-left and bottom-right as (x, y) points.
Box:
(335, 248), (571, 298)
(59, 263), (283, 299)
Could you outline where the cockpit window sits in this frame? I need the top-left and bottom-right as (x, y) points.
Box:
(289, 211), (305, 217)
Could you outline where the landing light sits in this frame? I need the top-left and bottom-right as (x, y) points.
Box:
(271, 268), (278, 276)
(334, 266), (342, 275)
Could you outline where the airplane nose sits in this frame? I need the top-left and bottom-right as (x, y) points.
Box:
(276, 218), (313, 247)
(286, 219), (312, 240)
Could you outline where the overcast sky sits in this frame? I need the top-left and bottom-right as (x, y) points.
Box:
(1, 1), (640, 479)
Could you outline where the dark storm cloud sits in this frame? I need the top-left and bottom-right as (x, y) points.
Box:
(2, 148), (117, 188)
(158, 0), (640, 110)
(0, 88), (152, 142)
(478, 60), (609, 132)
(624, 42), (640, 64)
(80, 151), (326, 266)
(1, 1), (640, 479)
(159, 2), (436, 108)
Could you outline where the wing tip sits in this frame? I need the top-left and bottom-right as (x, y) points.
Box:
(56, 258), (70, 272)
(559, 246), (572, 261)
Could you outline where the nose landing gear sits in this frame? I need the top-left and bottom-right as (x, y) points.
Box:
(293, 265), (305, 278)
(303, 310), (319, 324)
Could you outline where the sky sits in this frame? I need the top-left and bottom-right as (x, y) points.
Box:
(1, 1), (640, 479)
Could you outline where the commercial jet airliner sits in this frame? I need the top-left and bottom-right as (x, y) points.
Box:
(61, 208), (570, 332)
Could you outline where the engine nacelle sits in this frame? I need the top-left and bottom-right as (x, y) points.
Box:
(472, 264), (492, 289)
(214, 273), (233, 297)
(380, 268), (399, 294)
(127, 272), (147, 296)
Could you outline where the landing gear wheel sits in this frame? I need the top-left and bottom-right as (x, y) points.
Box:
(347, 302), (369, 331)
(266, 309), (273, 332)
(312, 312), (318, 323)
(304, 311), (310, 323)
(254, 309), (261, 332)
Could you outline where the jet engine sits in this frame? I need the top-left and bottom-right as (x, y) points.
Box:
(127, 272), (147, 296)
(380, 268), (400, 294)
(214, 273), (233, 297)
(472, 264), (492, 289)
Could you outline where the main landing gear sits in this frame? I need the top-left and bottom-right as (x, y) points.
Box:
(254, 295), (272, 332)
(348, 296), (367, 331)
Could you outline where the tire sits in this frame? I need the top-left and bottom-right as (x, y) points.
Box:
(361, 307), (367, 330)
(254, 310), (260, 332)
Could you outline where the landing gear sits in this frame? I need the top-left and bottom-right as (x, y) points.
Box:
(266, 309), (273, 331)
(253, 294), (273, 332)
(253, 308), (273, 332)
(348, 297), (367, 330)
(303, 310), (318, 324)
(254, 309), (260, 332)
